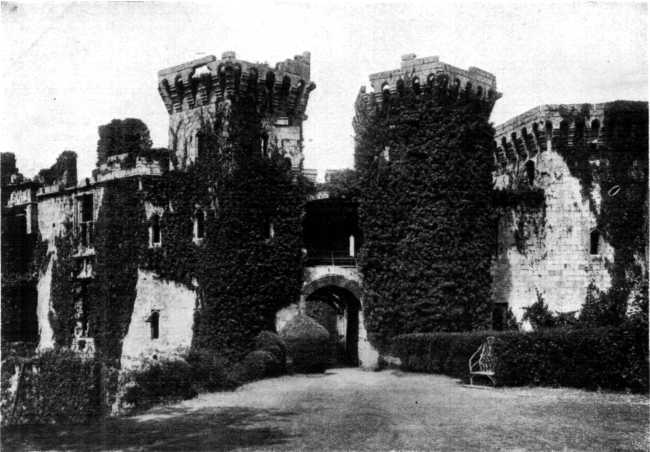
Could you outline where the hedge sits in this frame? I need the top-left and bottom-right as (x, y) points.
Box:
(392, 321), (648, 393)
(120, 359), (197, 410)
(1, 350), (117, 426)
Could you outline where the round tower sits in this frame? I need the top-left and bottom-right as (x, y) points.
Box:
(353, 54), (501, 341)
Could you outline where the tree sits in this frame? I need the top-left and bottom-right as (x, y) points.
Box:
(97, 118), (153, 165)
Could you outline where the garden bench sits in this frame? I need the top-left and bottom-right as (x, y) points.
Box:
(468, 336), (496, 386)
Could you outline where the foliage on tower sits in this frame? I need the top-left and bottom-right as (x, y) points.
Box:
(353, 80), (497, 349)
(139, 95), (310, 360)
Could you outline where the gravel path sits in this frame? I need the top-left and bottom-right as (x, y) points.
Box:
(3, 368), (648, 451)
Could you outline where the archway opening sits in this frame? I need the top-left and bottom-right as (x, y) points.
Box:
(305, 285), (360, 367)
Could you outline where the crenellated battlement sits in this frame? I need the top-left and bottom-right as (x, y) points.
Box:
(158, 51), (316, 171)
(492, 101), (648, 189)
(157, 51), (315, 121)
(357, 54), (500, 117)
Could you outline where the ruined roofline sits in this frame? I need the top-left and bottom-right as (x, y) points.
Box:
(157, 51), (315, 116)
(366, 54), (499, 98)
(494, 100), (648, 139)
(492, 100), (648, 170)
(35, 172), (163, 200)
(158, 51), (311, 80)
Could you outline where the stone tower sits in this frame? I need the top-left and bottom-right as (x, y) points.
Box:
(157, 51), (315, 171)
(353, 54), (502, 338)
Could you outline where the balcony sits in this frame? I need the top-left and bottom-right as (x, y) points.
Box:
(305, 249), (357, 267)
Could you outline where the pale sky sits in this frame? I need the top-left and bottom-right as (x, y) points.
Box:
(1, 1), (647, 181)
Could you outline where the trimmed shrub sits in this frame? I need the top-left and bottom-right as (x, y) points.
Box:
(254, 331), (287, 368)
(495, 322), (648, 392)
(1, 350), (112, 425)
(186, 348), (236, 392)
(392, 331), (492, 379)
(239, 350), (282, 382)
(392, 322), (649, 392)
(280, 314), (330, 373)
(121, 359), (196, 410)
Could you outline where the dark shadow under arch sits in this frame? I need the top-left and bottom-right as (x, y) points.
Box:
(302, 274), (362, 301)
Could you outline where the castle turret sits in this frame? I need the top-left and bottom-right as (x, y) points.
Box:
(357, 54), (500, 118)
(353, 54), (501, 336)
(157, 51), (316, 170)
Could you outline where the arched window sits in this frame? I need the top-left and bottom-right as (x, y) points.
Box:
(396, 79), (405, 96)
(174, 76), (185, 102)
(260, 132), (269, 156)
(281, 76), (291, 98)
(575, 117), (585, 142)
(590, 230), (600, 255)
(194, 210), (205, 241)
(464, 81), (473, 97)
(265, 220), (275, 240)
(412, 77), (421, 94)
(591, 119), (600, 139)
(525, 160), (535, 186)
(150, 214), (161, 247)
(545, 120), (554, 151)
(149, 311), (159, 340)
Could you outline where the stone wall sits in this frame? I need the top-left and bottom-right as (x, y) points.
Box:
(491, 103), (627, 323)
(492, 149), (614, 323)
(120, 269), (196, 369)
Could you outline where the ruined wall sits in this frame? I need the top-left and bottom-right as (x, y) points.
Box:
(120, 270), (196, 369)
(492, 102), (646, 322)
(35, 184), (106, 349)
(492, 148), (614, 321)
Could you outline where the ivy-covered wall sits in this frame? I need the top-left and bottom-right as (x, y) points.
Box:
(141, 98), (309, 361)
(353, 84), (497, 349)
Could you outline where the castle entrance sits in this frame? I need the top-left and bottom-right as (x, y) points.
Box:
(304, 285), (360, 366)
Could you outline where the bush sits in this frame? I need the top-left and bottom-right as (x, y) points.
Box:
(392, 331), (492, 379)
(121, 359), (196, 410)
(495, 322), (648, 392)
(254, 331), (287, 368)
(280, 314), (331, 373)
(392, 322), (649, 392)
(1, 349), (112, 425)
(186, 348), (236, 392)
(238, 350), (282, 382)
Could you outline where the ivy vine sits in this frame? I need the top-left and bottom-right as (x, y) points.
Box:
(353, 88), (497, 349)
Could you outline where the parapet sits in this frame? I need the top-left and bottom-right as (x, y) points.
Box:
(157, 51), (315, 121)
(367, 54), (499, 99)
(357, 54), (500, 117)
(492, 101), (648, 178)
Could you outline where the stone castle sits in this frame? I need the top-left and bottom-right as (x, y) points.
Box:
(2, 51), (647, 370)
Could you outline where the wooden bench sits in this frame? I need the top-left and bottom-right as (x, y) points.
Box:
(468, 336), (496, 386)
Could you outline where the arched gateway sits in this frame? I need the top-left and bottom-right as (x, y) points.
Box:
(302, 273), (362, 367)
(275, 196), (379, 369)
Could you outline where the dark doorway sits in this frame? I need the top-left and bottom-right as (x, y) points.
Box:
(303, 199), (361, 266)
(305, 285), (360, 367)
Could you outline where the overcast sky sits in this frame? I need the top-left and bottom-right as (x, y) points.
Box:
(1, 1), (647, 180)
